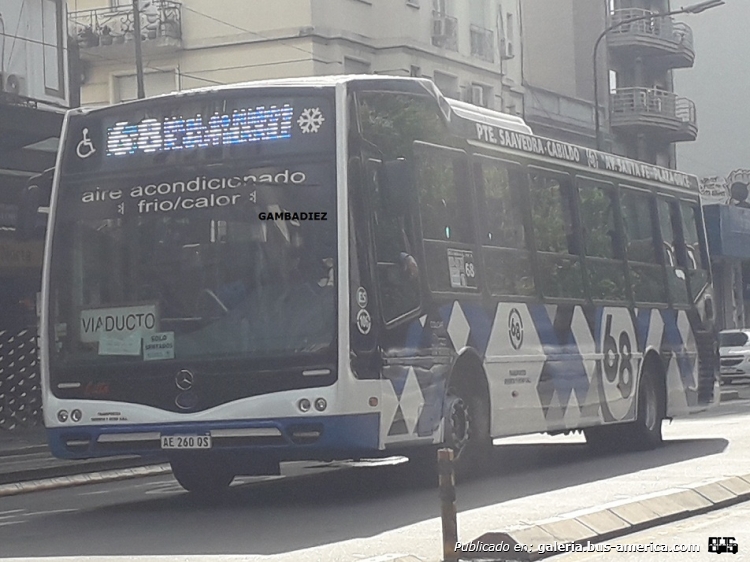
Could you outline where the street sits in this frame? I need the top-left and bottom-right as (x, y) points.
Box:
(0, 396), (748, 561)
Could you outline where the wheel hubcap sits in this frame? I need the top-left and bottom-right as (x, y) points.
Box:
(446, 395), (470, 456)
(644, 382), (657, 431)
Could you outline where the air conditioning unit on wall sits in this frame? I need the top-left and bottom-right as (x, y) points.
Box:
(2, 74), (27, 96)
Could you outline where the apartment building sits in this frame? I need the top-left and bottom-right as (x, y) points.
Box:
(67, 0), (524, 113)
(522, 0), (699, 167)
(0, 0), (70, 429)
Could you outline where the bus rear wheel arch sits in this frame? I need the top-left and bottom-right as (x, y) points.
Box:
(443, 354), (492, 478)
(584, 352), (666, 453)
(626, 353), (666, 450)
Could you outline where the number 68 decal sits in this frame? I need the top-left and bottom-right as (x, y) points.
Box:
(598, 309), (640, 421)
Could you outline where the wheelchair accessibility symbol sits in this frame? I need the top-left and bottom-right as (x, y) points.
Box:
(76, 128), (96, 159)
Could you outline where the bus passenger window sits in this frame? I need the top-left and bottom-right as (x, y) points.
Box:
(620, 189), (666, 304)
(476, 156), (534, 296)
(529, 170), (583, 299)
(656, 198), (689, 305)
(414, 143), (472, 244)
(577, 179), (626, 302)
(679, 201), (709, 300)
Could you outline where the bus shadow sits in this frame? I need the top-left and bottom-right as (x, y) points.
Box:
(7, 436), (728, 557)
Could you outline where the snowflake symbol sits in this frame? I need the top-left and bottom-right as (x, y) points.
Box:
(297, 108), (325, 134)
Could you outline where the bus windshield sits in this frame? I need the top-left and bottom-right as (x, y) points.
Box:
(48, 92), (336, 372)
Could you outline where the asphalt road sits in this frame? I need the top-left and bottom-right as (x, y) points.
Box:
(1, 397), (749, 562)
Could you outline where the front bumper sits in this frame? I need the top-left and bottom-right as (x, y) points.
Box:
(46, 413), (380, 461)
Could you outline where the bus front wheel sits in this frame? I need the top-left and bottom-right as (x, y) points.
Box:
(444, 376), (492, 478)
(170, 457), (234, 495)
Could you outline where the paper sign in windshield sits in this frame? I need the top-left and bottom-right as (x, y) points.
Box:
(80, 304), (158, 343)
(98, 332), (142, 356)
(143, 332), (175, 361)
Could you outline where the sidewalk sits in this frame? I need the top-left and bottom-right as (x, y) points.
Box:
(0, 427), (166, 486)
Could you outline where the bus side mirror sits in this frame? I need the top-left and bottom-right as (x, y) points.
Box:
(381, 158), (412, 215)
(18, 168), (53, 241)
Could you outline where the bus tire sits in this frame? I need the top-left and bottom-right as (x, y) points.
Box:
(583, 425), (619, 453)
(445, 373), (492, 479)
(170, 457), (234, 495)
(626, 363), (664, 450)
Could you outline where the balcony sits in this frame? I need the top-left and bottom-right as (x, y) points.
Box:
(610, 87), (697, 142)
(607, 9), (695, 69)
(69, 0), (182, 62)
(432, 12), (458, 52)
(470, 25), (494, 63)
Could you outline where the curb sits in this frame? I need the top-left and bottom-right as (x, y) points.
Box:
(0, 463), (172, 497)
(0, 443), (50, 458)
(0, 455), (167, 486)
(459, 474), (750, 561)
(720, 389), (740, 402)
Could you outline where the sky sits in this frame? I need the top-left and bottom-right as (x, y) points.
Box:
(674, 0), (750, 179)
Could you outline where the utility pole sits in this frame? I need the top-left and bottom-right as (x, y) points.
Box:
(132, 0), (146, 99)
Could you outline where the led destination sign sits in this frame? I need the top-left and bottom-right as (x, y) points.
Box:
(107, 104), (295, 156)
(472, 122), (699, 190)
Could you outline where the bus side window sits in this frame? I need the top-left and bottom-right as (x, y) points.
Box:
(577, 178), (627, 302)
(414, 143), (473, 244)
(414, 142), (477, 294)
(679, 201), (710, 300)
(528, 169), (584, 300)
(620, 188), (667, 304)
(366, 158), (421, 324)
(656, 198), (690, 305)
(475, 156), (534, 297)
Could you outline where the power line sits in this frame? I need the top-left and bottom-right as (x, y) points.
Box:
(82, 48), (334, 88)
(180, 5), (336, 65)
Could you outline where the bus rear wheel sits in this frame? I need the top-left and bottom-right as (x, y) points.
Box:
(170, 457), (234, 495)
(625, 365), (664, 450)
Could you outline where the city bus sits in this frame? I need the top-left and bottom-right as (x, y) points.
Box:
(33, 75), (719, 493)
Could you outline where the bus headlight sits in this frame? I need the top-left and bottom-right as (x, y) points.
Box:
(314, 398), (327, 412)
(298, 398), (311, 413)
(71, 409), (83, 422)
(57, 410), (69, 422)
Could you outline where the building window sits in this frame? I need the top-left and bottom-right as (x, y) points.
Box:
(468, 83), (492, 108)
(113, 70), (177, 103)
(344, 57), (371, 75)
(433, 0), (449, 14)
(42, 0), (65, 98)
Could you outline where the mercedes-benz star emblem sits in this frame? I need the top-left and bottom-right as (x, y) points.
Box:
(175, 369), (194, 391)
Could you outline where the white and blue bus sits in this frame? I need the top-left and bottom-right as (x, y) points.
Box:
(36, 76), (718, 493)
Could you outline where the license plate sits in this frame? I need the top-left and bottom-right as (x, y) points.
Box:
(161, 435), (212, 449)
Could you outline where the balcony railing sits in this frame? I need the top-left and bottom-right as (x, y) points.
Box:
(608, 8), (694, 66)
(69, 0), (181, 49)
(470, 25), (494, 63)
(610, 87), (697, 141)
(432, 11), (458, 51)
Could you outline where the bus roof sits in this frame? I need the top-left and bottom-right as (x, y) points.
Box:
(70, 75), (698, 192)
